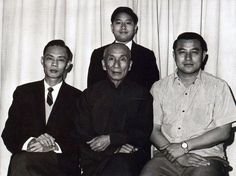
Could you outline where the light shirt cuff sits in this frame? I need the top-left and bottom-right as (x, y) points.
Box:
(22, 137), (35, 151)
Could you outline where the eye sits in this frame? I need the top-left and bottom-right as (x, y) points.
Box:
(120, 56), (128, 62)
(45, 56), (53, 61)
(126, 21), (133, 25)
(107, 56), (115, 61)
(114, 20), (121, 25)
(58, 58), (66, 63)
(191, 50), (200, 55)
(177, 50), (186, 55)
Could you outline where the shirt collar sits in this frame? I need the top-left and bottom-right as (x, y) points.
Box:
(173, 69), (203, 85)
(115, 40), (133, 50)
(44, 80), (63, 100)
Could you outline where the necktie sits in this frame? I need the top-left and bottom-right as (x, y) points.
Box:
(47, 87), (54, 106)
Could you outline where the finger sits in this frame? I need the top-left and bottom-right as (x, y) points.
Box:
(44, 133), (55, 145)
(189, 156), (210, 166)
(86, 137), (97, 144)
(41, 134), (53, 146)
(28, 142), (43, 152)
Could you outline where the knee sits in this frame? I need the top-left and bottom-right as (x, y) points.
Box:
(11, 152), (30, 168)
(140, 158), (162, 176)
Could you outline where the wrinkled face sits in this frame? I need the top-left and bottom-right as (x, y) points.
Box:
(174, 39), (206, 77)
(41, 45), (70, 82)
(102, 46), (132, 87)
(111, 12), (138, 43)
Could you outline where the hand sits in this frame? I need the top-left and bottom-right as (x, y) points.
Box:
(27, 141), (56, 152)
(87, 135), (110, 152)
(36, 133), (55, 147)
(177, 153), (210, 167)
(115, 144), (138, 154)
(164, 143), (185, 162)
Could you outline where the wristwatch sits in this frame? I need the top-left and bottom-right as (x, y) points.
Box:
(181, 141), (189, 153)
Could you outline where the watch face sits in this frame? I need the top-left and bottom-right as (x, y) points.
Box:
(182, 142), (188, 148)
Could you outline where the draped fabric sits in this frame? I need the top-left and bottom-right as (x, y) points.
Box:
(0, 0), (236, 175)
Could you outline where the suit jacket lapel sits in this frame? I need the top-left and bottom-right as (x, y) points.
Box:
(46, 82), (67, 126)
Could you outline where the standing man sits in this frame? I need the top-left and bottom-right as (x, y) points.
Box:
(2, 40), (81, 176)
(87, 6), (159, 90)
(140, 32), (236, 176)
(76, 43), (153, 176)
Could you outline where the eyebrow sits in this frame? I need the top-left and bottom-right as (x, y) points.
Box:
(176, 47), (200, 51)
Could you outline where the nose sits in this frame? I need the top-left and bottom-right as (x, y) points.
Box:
(185, 52), (192, 61)
(121, 22), (126, 29)
(51, 59), (58, 67)
(113, 60), (120, 68)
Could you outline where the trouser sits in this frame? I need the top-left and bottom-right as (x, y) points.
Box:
(8, 151), (67, 176)
(140, 153), (230, 176)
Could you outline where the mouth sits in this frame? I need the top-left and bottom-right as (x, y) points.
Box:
(184, 63), (194, 67)
(50, 69), (58, 73)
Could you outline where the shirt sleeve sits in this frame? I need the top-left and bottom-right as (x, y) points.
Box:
(213, 82), (236, 126)
(150, 82), (164, 125)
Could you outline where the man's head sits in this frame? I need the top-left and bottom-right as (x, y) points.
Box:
(172, 32), (208, 77)
(102, 43), (132, 87)
(41, 40), (72, 84)
(110, 7), (138, 43)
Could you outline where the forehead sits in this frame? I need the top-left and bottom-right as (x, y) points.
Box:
(114, 12), (133, 21)
(108, 46), (129, 55)
(44, 45), (67, 57)
(176, 39), (201, 50)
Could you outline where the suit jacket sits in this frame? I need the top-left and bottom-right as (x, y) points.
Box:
(87, 41), (159, 90)
(1, 80), (81, 174)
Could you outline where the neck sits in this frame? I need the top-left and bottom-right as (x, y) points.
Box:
(177, 71), (199, 87)
(45, 77), (62, 87)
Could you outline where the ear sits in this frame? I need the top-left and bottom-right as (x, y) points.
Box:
(172, 51), (176, 61)
(134, 25), (138, 34)
(102, 59), (107, 71)
(128, 60), (133, 71)
(202, 51), (207, 61)
(65, 60), (72, 70)
(41, 56), (44, 65)
(110, 24), (114, 34)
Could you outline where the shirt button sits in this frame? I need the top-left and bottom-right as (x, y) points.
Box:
(178, 127), (181, 130)
(185, 93), (188, 95)
(182, 110), (185, 112)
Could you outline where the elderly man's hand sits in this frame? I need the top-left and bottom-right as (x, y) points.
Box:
(177, 153), (210, 167)
(87, 135), (110, 152)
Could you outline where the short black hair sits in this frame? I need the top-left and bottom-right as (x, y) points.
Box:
(111, 7), (138, 25)
(43, 39), (73, 61)
(173, 32), (208, 52)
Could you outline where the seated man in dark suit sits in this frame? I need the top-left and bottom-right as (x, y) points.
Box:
(2, 40), (81, 176)
(76, 43), (153, 176)
(87, 6), (159, 90)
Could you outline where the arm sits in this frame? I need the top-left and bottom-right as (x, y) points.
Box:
(1, 88), (30, 153)
(150, 124), (170, 150)
(187, 123), (231, 151)
(87, 49), (106, 87)
(109, 92), (153, 149)
(145, 51), (159, 90)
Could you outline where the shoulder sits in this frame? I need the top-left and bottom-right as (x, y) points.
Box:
(16, 80), (43, 91)
(63, 82), (82, 96)
(132, 42), (155, 54)
(92, 44), (111, 54)
(151, 74), (175, 96)
(201, 71), (229, 89)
